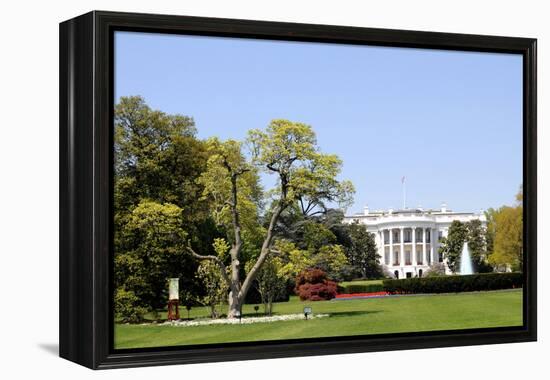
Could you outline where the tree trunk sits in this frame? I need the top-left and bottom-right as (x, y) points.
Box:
(227, 290), (241, 318)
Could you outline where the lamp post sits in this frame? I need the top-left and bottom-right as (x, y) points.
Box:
(185, 304), (192, 320)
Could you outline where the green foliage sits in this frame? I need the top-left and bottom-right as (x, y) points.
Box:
(438, 220), (468, 273)
(342, 222), (382, 279)
(114, 96), (217, 319)
(114, 96), (208, 218)
(301, 221), (336, 250)
(115, 288), (149, 323)
(196, 260), (229, 318)
(114, 98), (356, 319)
(248, 119), (354, 212)
(272, 239), (314, 281)
(115, 200), (195, 314)
(489, 206), (523, 271)
(337, 283), (385, 294)
(197, 137), (262, 232)
(383, 273), (523, 294)
(439, 219), (489, 273)
(246, 256), (287, 315)
(312, 244), (350, 281)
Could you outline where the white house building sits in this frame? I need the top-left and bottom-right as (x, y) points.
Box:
(343, 203), (486, 278)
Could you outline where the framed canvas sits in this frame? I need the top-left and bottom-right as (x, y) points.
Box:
(59, 11), (537, 369)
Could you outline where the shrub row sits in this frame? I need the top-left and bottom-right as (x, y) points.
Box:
(337, 283), (385, 294)
(383, 272), (523, 294)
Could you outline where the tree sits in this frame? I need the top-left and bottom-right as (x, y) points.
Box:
(114, 200), (190, 317)
(187, 119), (353, 317)
(487, 186), (523, 272)
(312, 244), (350, 281)
(438, 220), (468, 273)
(489, 206), (523, 271)
(196, 259), (229, 318)
(484, 208), (497, 256)
(342, 222), (381, 279)
(246, 256), (286, 316)
(271, 239), (314, 281)
(439, 219), (490, 274)
(466, 219), (492, 272)
(114, 96), (217, 318)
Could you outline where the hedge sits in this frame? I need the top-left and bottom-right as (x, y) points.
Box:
(337, 283), (385, 294)
(383, 272), (523, 294)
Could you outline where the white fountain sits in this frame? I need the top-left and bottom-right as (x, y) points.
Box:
(459, 241), (474, 275)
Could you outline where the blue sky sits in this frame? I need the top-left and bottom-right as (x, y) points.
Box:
(114, 31), (523, 214)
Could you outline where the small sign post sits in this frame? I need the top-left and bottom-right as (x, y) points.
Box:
(304, 306), (312, 320)
(167, 278), (180, 321)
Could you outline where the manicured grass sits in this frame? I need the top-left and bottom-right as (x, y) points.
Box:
(114, 289), (522, 349)
(339, 279), (384, 287)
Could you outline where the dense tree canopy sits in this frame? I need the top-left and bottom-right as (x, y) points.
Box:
(114, 96), (220, 320)
(438, 220), (488, 274)
(487, 187), (523, 272)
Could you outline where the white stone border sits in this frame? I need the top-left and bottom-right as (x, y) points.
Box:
(153, 313), (330, 327)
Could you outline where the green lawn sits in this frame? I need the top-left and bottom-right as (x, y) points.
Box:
(339, 279), (384, 287)
(114, 289), (522, 349)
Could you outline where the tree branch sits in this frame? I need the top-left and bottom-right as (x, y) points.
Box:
(184, 244), (232, 286)
(239, 202), (285, 299)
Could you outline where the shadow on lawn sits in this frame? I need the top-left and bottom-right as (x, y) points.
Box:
(327, 310), (383, 317)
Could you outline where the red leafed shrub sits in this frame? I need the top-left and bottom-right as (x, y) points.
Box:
(295, 269), (338, 301)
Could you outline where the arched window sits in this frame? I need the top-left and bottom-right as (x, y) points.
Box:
(394, 270), (399, 279)
(419, 269), (423, 278)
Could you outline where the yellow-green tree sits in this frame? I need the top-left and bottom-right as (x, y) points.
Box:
(490, 206), (523, 271)
(187, 120), (353, 318)
(488, 187), (523, 272)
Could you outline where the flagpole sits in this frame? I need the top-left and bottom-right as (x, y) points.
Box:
(402, 176), (406, 209)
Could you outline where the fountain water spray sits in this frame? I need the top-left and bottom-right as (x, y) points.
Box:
(459, 241), (474, 275)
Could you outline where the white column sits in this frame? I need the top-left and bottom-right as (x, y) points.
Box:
(379, 230), (385, 265)
(400, 227), (405, 266)
(422, 227), (427, 265)
(412, 227), (417, 265)
(430, 228), (435, 264)
(389, 228), (394, 265)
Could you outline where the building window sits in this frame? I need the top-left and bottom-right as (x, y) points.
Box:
(416, 228), (423, 242)
(384, 230), (390, 244)
(417, 250), (423, 264)
(438, 231), (443, 241)
(426, 230), (431, 243)
(404, 229), (412, 243)
(394, 270), (399, 279)
(385, 251), (390, 265)
(393, 230), (400, 243)
(419, 269), (423, 278)
(393, 251), (400, 265)
(405, 250), (411, 265)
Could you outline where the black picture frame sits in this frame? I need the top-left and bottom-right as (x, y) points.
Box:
(59, 10), (537, 370)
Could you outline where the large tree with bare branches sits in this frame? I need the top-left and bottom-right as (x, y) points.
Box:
(187, 119), (354, 317)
